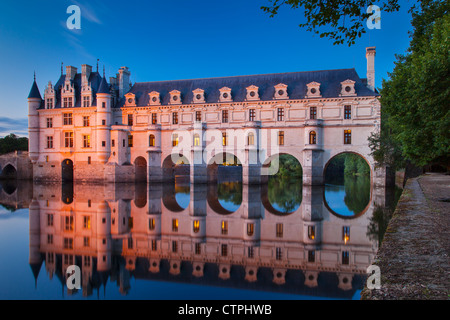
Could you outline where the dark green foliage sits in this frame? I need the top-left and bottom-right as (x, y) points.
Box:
(261, 0), (401, 45)
(343, 175), (371, 214)
(272, 154), (303, 178)
(378, 0), (450, 167)
(217, 181), (242, 205)
(0, 134), (28, 155)
(268, 175), (302, 213)
(325, 153), (370, 184)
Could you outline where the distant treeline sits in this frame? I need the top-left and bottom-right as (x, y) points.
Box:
(325, 153), (370, 184)
(0, 134), (28, 155)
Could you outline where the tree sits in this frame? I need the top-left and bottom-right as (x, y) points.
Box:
(380, 1), (449, 167)
(0, 134), (28, 155)
(261, 0), (402, 45)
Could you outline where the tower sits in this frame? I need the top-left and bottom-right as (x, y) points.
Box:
(96, 74), (112, 163)
(27, 74), (42, 163)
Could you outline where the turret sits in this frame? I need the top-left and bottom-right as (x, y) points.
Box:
(96, 74), (112, 163)
(28, 75), (42, 163)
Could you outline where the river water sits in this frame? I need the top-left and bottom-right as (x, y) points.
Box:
(0, 175), (401, 300)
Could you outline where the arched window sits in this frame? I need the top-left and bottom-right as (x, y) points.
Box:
(247, 132), (255, 145)
(309, 131), (317, 145)
(193, 133), (200, 146)
(149, 134), (155, 147)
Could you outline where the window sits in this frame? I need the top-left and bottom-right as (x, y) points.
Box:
(278, 131), (284, 145)
(68, 97), (73, 108)
(343, 226), (350, 243)
(172, 219), (178, 232)
(128, 114), (133, 126)
(112, 140), (115, 147)
(249, 109), (256, 121)
(344, 105), (352, 119)
(64, 254), (74, 265)
(149, 219), (155, 230)
(128, 237), (133, 249)
(309, 131), (317, 145)
(102, 102), (106, 108)
(277, 108), (284, 121)
(46, 98), (53, 109)
(83, 96), (90, 107)
(151, 240), (157, 251)
(195, 243), (201, 255)
(221, 220), (228, 235)
(308, 225), (316, 240)
(64, 216), (74, 231)
(344, 130), (352, 144)
(276, 223), (283, 238)
(102, 119), (106, 126)
(83, 116), (90, 127)
(46, 136), (53, 149)
(63, 113), (73, 125)
(102, 141), (106, 147)
(64, 238), (73, 249)
(83, 237), (90, 247)
(247, 223), (254, 236)
(172, 112), (178, 124)
(222, 132), (227, 146)
(149, 134), (155, 147)
(172, 241), (178, 253)
(308, 250), (315, 263)
(193, 133), (200, 146)
(83, 135), (91, 148)
(47, 234), (53, 244)
(128, 135), (133, 147)
(222, 110), (228, 123)
(84, 256), (91, 267)
(310, 106), (317, 119)
(342, 251), (350, 265)
(247, 132), (255, 146)
(248, 246), (254, 258)
(83, 216), (91, 229)
(152, 113), (157, 124)
(276, 247), (282, 260)
(63, 97), (68, 108)
(46, 118), (53, 128)
(193, 220), (200, 233)
(172, 134), (178, 147)
(47, 214), (53, 226)
(195, 111), (201, 122)
(221, 244), (228, 257)
(64, 132), (74, 148)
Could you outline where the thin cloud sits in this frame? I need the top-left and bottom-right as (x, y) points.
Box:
(0, 117), (28, 137)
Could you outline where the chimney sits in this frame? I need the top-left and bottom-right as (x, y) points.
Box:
(118, 66), (131, 97)
(81, 64), (92, 87)
(366, 47), (376, 91)
(65, 66), (78, 81)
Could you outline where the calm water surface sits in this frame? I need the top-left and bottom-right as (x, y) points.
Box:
(0, 175), (401, 300)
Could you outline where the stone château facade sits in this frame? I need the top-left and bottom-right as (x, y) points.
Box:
(27, 47), (387, 185)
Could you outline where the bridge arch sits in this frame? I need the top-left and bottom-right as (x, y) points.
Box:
(207, 152), (242, 183)
(162, 153), (190, 181)
(134, 156), (147, 183)
(61, 159), (74, 181)
(0, 163), (17, 180)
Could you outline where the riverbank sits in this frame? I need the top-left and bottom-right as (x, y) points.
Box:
(361, 173), (450, 299)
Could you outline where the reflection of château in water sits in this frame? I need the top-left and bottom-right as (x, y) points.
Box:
(2, 181), (390, 299)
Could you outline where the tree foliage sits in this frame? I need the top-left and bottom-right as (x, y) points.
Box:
(0, 134), (28, 155)
(379, 0), (450, 167)
(261, 0), (402, 45)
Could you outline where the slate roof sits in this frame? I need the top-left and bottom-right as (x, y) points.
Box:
(40, 71), (104, 108)
(28, 80), (42, 100)
(97, 75), (110, 94)
(119, 68), (378, 108)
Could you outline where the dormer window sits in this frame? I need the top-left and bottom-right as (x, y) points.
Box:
(169, 90), (181, 104)
(306, 82), (321, 98)
(246, 85), (259, 101)
(124, 93), (136, 106)
(46, 98), (54, 109)
(340, 80), (356, 96)
(274, 83), (288, 99)
(82, 95), (91, 108)
(193, 89), (205, 103)
(219, 87), (232, 102)
(149, 91), (160, 105)
(44, 81), (56, 109)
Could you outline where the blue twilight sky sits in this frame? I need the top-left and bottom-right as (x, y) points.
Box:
(0, 0), (417, 136)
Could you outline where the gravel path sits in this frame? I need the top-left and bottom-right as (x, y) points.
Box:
(361, 173), (450, 300)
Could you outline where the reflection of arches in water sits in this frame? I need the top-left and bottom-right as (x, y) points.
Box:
(61, 159), (74, 181)
(1, 164), (17, 180)
(134, 182), (147, 208)
(162, 183), (189, 212)
(323, 152), (372, 218)
(0, 180), (17, 195)
(134, 157), (147, 183)
(207, 181), (242, 214)
(162, 154), (190, 180)
(62, 182), (74, 204)
(260, 181), (301, 216)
